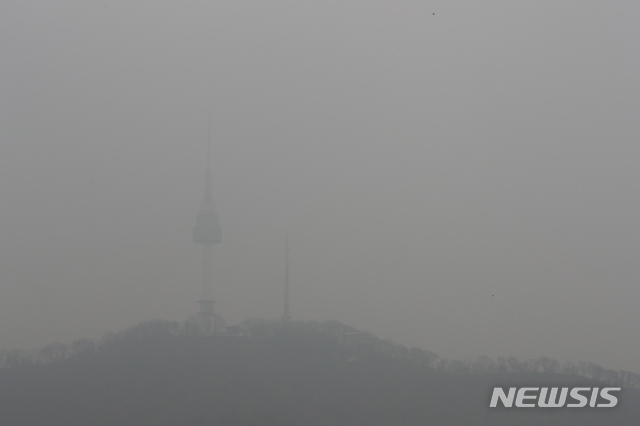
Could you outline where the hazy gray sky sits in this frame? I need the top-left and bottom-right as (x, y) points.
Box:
(1, 0), (640, 372)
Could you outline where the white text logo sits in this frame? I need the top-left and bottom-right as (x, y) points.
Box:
(489, 387), (620, 408)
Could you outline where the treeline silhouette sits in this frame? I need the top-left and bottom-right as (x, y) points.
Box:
(2, 319), (640, 426)
(2, 318), (639, 389)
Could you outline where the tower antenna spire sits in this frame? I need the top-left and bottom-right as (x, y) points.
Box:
(283, 232), (291, 322)
(207, 114), (212, 175)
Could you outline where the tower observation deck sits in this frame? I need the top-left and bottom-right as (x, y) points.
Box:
(193, 134), (221, 335)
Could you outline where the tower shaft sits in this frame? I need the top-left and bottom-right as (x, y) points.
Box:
(193, 123), (221, 335)
(198, 243), (214, 335)
(201, 243), (213, 301)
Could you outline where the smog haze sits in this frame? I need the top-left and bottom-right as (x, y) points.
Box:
(1, 0), (640, 373)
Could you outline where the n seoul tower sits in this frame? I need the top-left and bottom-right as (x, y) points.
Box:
(192, 126), (222, 335)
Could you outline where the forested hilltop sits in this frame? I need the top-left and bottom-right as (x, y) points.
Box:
(1, 319), (639, 426)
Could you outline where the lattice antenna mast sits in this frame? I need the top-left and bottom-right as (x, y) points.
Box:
(283, 233), (291, 321)
(193, 118), (222, 335)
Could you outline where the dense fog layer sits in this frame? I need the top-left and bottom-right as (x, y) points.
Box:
(1, 1), (639, 372)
